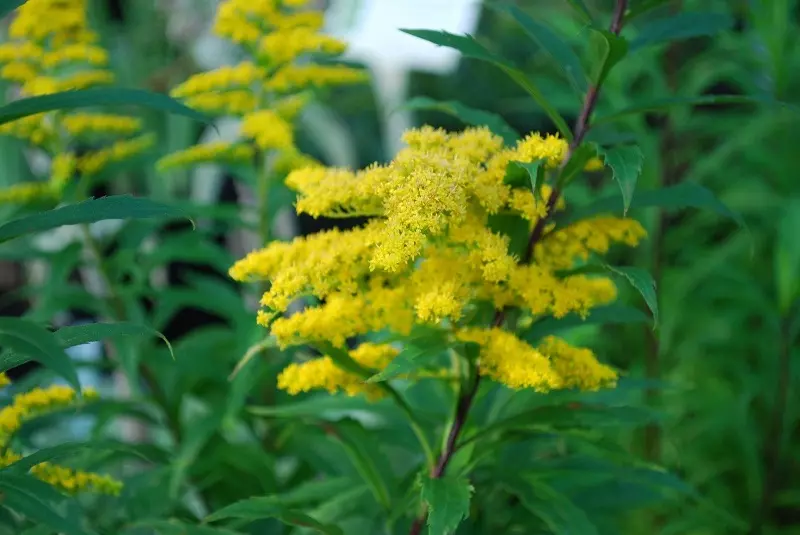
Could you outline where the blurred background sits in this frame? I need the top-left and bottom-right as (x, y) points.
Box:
(0, 0), (798, 533)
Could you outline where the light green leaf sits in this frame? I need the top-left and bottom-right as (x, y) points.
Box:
(367, 342), (448, 384)
(0, 195), (192, 243)
(595, 144), (644, 214)
(0, 473), (93, 535)
(0, 0), (25, 19)
(595, 94), (798, 125)
(589, 29), (628, 87)
(503, 476), (598, 535)
(606, 266), (658, 327)
(0, 88), (208, 126)
(491, 4), (587, 94)
(775, 199), (800, 313)
(521, 304), (650, 342)
(420, 475), (473, 535)
(400, 29), (572, 139)
(205, 499), (343, 535)
(402, 97), (519, 145)
(559, 182), (745, 227)
(0, 318), (79, 390)
(630, 12), (734, 51)
(505, 159), (546, 196)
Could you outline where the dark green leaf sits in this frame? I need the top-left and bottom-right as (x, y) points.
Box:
(558, 143), (598, 187)
(0, 196), (192, 244)
(205, 499), (343, 535)
(169, 407), (225, 500)
(595, 94), (798, 125)
(3, 441), (149, 473)
(503, 476), (599, 535)
(606, 266), (658, 327)
(0, 88), (208, 126)
(420, 475), (473, 535)
(624, 0), (671, 22)
(0, 0), (25, 19)
(366, 342), (448, 383)
(595, 144), (644, 214)
(0, 318), (79, 389)
(589, 29), (628, 87)
(775, 199), (800, 313)
(126, 519), (244, 535)
(521, 304), (650, 342)
(0, 473), (93, 535)
(402, 97), (519, 145)
(401, 29), (572, 138)
(559, 182), (745, 227)
(333, 419), (393, 510)
(630, 12), (734, 51)
(492, 4), (587, 94)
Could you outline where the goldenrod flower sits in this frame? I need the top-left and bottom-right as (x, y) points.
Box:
(77, 134), (156, 176)
(157, 142), (255, 172)
(61, 113), (143, 137)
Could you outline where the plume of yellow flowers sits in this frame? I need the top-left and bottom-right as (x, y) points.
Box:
(0, 0), (154, 204)
(0, 372), (122, 495)
(230, 126), (647, 398)
(157, 0), (366, 173)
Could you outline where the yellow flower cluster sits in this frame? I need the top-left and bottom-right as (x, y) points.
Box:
(277, 343), (397, 400)
(231, 126), (646, 396)
(0, 0), (153, 203)
(159, 0), (366, 173)
(157, 142), (255, 172)
(0, 374), (122, 495)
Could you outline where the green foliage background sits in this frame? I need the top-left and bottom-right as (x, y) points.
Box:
(0, 0), (797, 534)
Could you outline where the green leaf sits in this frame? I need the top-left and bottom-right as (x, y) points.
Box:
(559, 182), (745, 227)
(3, 441), (148, 473)
(0, 195), (192, 244)
(595, 144), (644, 214)
(775, 199), (800, 313)
(595, 94), (798, 125)
(402, 97), (519, 145)
(169, 407), (225, 500)
(0, 318), (79, 390)
(0, 0), (26, 19)
(0, 473), (93, 535)
(491, 4), (587, 94)
(624, 0), (671, 22)
(606, 266), (658, 327)
(0, 88), (208, 126)
(588, 29), (628, 87)
(366, 342), (448, 383)
(558, 143), (597, 187)
(314, 342), (373, 377)
(521, 304), (650, 342)
(630, 12), (734, 51)
(505, 159), (546, 195)
(565, 0), (592, 23)
(503, 476), (599, 535)
(333, 419), (393, 511)
(401, 29), (572, 139)
(126, 519), (244, 535)
(205, 499), (343, 535)
(420, 475), (473, 535)
(249, 394), (373, 420)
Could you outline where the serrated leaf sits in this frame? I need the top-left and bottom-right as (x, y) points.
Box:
(606, 266), (658, 327)
(630, 12), (734, 50)
(0, 195), (192, 243)
(420, 475), (473, 535)
(595, 94), (798, 125)
(0, 0), (25, 19)
(0, 473), (93, 535)
(0, 318), (79, 389)
(521, 304), (650, 342)
(367, 342), (447, 383)
(595, 144), (644, 214)
(401, 29), (572, 139)
(402, 97), (519, 145)
(503, 476), (599, 535)
(775, 199), (800, 313)
(492, 4), (587, 94)
(559, 182), (745, 227)
(589, 29), (628, 87)
(205, 499), (343, 535)
(0, 88), (208, 126)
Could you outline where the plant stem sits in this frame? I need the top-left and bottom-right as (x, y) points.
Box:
(750, 315), (793, 535)
(408, 4), (629, 532)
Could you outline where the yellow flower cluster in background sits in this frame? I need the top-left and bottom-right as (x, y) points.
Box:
(158, 0), (366, 173)
(0, 373), (122, 496)
(0, 0), (153, 204)
(230, 127), (646, 397)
